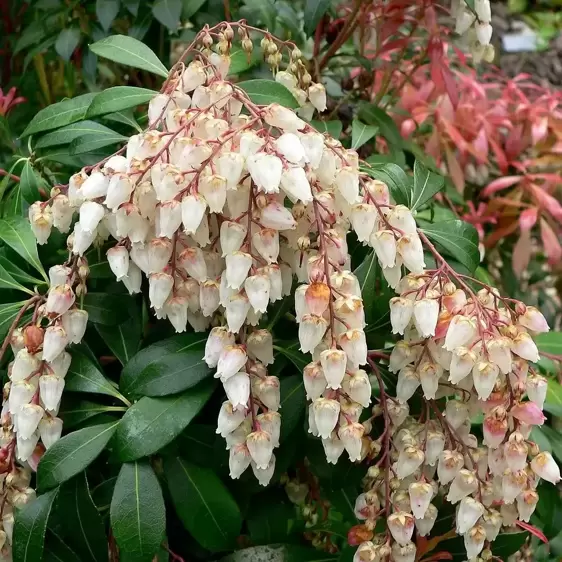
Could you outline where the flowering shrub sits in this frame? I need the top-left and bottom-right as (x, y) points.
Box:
(0, 4), (561, 562)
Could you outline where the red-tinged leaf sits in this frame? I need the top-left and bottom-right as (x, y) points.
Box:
(378, 38), (409, 55)
(530, 184), (562, 221)
(445, 146), (465, 194)
(347, 524), (373, 546)
(440, 62), (459, 109)
(473, 128), (489, 163)
(531, 117), (548, 144)
(488, 137), (509, 173)
(540, 218), (562, 265)
(512, 230), (532, 278)
(485, 219), (519, 248)
(416, 529), (457, 559)
(481, 176), (522, 197)
(515, 520), (548, 543)
(519, 208), (538, 232)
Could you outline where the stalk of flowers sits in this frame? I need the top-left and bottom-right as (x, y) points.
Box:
(0, 257), (88, 558)
(27, 22), (329, 486)
(347, 201), (559, 560)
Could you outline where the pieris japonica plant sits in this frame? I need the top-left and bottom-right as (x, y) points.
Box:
(1, 14), (558, 562)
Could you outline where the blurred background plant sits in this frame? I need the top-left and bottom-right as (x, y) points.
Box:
(1, 1), (562, 561)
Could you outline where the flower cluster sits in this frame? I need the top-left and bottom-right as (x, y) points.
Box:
(348, 206), (559, 560)
(452, 0), (494, 64)
(22, 19), (557, 562)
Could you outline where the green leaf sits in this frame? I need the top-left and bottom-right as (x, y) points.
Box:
(35, 120), (121, 149)
(2, 185), (24, 217)
(120, 333), (209, 398)
(21, 93), (97, 137)
(110, 461), (166, 562)
(279, 374), (306, 441)
(310, 119), (342, 139)
(0, 260), (34, 294)
(354, 250), (391, 329)
(0, 255), (45, 286)
(13, 488), (59, 562)
(96, 320), (142, 366)
(0, 216), (47, 280)
(228, 48), (261, 75)
(411, 160), (444, 210)
(37, 422), (119, 491)
(55, 28), (81, 61)
(44, 530), (82, 562)
(351, 119), (378, 150)
(103, 110), (142, 132)
(59, 397), (126, 429)
(96, 0), (120, 31)
(361, 162), (411, 206)
(82, 292), (133, 324)
(545, 378), (562, 417)
(52, 472), (108, 562)
(358, 103), (402, 147)
(304, 0), (332, 36)
(86, 87), (156, 119)
(152, 0), (182, 31)
(0, 301), (30, 341)
(20, 160), (41, 204)
(89, 34), (169, 78)
(537, 331), (562, 356)
(66, 350), (130, 403)
(165, 457), (242, 551)
(183, 0), (206, 18)
(69, 131), (127, 155)
(112, 380), (215, 461)
(419, 220), (480, 274)
(237, 80), (299, 108)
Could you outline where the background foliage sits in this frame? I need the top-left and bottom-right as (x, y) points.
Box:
(1, 1), (561, 561)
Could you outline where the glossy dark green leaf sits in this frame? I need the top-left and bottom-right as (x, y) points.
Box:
(310, 119), (342, 138)
(120, 333), (209, 398)
(304, 0), (332, 36)
(96, 0), (120, 31)
(0, 301), (30, 341)
(20, 160), (41, 204)
(103, 110), (142, 132)
(274, 341), (308, 370)
(59, 397), (127, 429)
(82, 292), (133, 324)
(545, 378), (562, 417)
(228, 48), (261, 75)
(361, 162), (411, 206)
(52, 472), (108, 562)
(91, 477), (117, 511)
(152, 0), (182, 31)
(96, 319), (142, 366)
(66, 350), (130, 403)
(35, 120), (120, 149)
(112, 379), (215, 461)
(84, 247), (112, 278)
(247, 495), (298, 544)
(13, 488), (59, 562)
(537, 331), (562, 356)
(0, 216), (48, 279)
(419, 220), (480, 274)
(21, 93), (97, 137)
(237, 80), (299, 108)
(354, 250), (391, 330)
(37, 422), (119, 491)
(164, 457), (242, 552)
(351, 119), (378, 150)
(279, 374), (306, 441)
(0, 255), (45, 286)
(86, 87), (156, 119)
(0, 260), (35, 294)
(55, 28), (81, 61)
(69, 131), (127, 155)
(44, 529), (82, 562)
(411, 160), (444, 210)
(110, 461), (166, 562)
(358, 103), (403, 147)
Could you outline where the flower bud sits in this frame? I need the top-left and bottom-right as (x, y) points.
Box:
(388, 511), (415, 546)
(42, 325), (68, 363)
(313, 398), (340, 439)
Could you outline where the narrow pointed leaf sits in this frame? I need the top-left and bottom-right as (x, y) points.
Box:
(0, 301), (30, 341)
(55, 28), (81, 61)
(0, 261), (34, 294)
(0, 216), (47, 279)
(20, 160), (42, 204)
(21, 93), (97, 137)
(90, 34), (168, 78)
(304, 0), (332, 36)
(35, 120), (120, 149)
(152, 0), (182, 31)
(110, 461), (165, 562)
(96, 318), (142, 366)
(13, 488), (59, 562)
(96, 0), (120, 31)
(37, 422), (119, 491)
(237, 80), (299, 108)
(69, 132), (127, 155)
(411, 159), (444, 210)
(351, 119), (378, 150)
(165, 457), (242, 552)
(112, 379), (215, 461)
(310, 120), (342, 138)
(86, 87), (156, 118)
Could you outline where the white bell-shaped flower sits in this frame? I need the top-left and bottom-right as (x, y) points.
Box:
(246, 429), (274, 469)
(449, 347), (476, 384)
(280, 167), (312, 203)
(415, 503), (438, 537)
(456, 497), (485, 534)
(81, 171), (109, 199)
(320, 348), (347, 390)
(472, 360), (499, 401)
(395, 446), (424, 478)
(105, 175), (133, 210)
(313, 398), (340, 439)
(51, 194), (73, 233)
(148, 272), (174, 309)
(322, 433), (345, 464)
(181, 194), (207, 235)
(179, 247), (208, 282)
(464, 525), (486, 559)
(229, 443), (251, 479)
(408, 481), (433, 519)
(334, 167), (359, 204)
(61, 309), (88, 344)
(516, 489), (538, 522)
(531, 451), (560, 484)
(39, 373), (65, 411)
(79, 201), (105, 233)
(350, 204), (377, 243)
(390, 297), (414, 335)
(252, 454), (276, 486)
(225, 293), (251, 333)
(45, 284), (75, 315)
(396, 366), (420, 404)
(122, 262), (142, 295)
(107, 246), (130, 280)
(397, 234), (425, 273)
(260, 201), (297, 231)
(16, 403), (44, 440)
(220, 221), (246, 256)
(338, 422), (364, 462)
(38, 416), (63, 449)
(275, 133), (306, 164)
(303, 362), (327, 401)
(337, 330), (367, 368)
(388, 512), (415, 546)
(199, 174), (228, 213)
(164, 297), (189, 333)
(157, 200), (182, 238)
(413, 298), (439, 338)
(527, 374), (548, 409)
(226, 251), (252, 290)
(299, 314), (328, 354)
(263, 103), (305, 133)
(29, 202), (53, 245)
(511, 332), (540, 362)
(205, 328), (236, 369)
(446, 469), (478, 504)
(223, 372), (250, 409)
(12, 349), (41, 382)
(42, 326), (68, 363)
